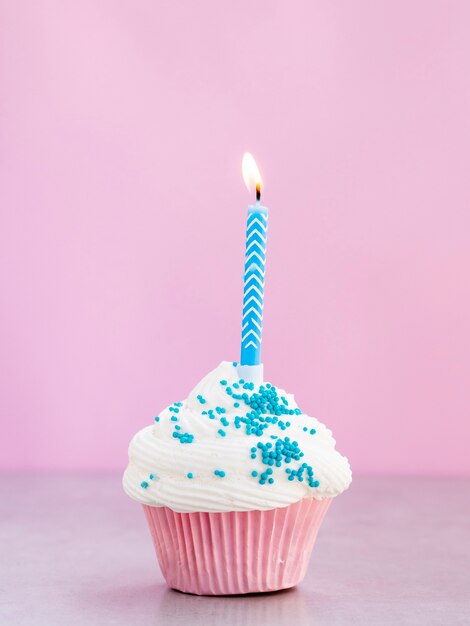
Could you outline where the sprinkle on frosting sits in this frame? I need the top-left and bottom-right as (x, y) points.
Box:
(172, 431), (194, 444)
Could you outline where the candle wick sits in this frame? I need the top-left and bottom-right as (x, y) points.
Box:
(256, 183), (261, 203)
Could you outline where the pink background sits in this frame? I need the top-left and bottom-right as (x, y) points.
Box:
(1, 1), (469, 474)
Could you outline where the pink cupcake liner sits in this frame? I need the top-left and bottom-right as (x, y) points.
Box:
(143, 497), (331, 595)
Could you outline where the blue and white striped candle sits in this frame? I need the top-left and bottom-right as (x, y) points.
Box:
(240, 153), (268, 367)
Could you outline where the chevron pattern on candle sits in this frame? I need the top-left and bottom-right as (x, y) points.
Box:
(240, 211), (268, 366)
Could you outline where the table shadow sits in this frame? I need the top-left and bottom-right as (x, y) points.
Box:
(156, 585), (311, 626)
(80, 580), (312, 626)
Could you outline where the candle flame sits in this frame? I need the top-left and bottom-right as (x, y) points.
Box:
(242, 152), (263, 200)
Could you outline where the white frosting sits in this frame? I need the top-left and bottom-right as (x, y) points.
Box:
(123, 362), (352, 513)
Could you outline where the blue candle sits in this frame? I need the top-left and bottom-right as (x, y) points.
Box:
(240, 153), (268, 367)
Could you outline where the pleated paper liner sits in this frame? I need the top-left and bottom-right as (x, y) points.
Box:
(143, 497), (331, 595)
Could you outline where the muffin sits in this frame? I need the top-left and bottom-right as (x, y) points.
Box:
(123, 361), (351, 595)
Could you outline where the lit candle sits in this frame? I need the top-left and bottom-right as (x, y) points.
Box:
(240, 153), (268, 372)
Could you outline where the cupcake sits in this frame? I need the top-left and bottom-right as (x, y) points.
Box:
(123, 361), (351, 595)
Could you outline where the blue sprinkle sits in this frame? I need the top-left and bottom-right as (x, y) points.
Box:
(250, 453), (256, 459)
(268, 477), (274, 484)
(154, 416), (160, 422)
(214, 469), (226, 477)
(149, 474), (155, 480)
(140, 481), (149, 488)
(218, 429), (226, 437)
(310, 428), (316, 435)
(173, 431), (194, 444)
(251, 470), (258, 477)
(234, 402), (240, 408)
(232, 362), (237, 367)
(303, 427), (308, 432)
(171, 416), (178, 422)
(187, 472), (194, 479)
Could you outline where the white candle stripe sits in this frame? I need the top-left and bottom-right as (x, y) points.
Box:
(245, 238), (265, 254)
(242, 318), (263, 334)
(246, 216), (267, 231)
(243, 281), (264, 296)
(242, 328), (262, 342)
(242, 305), (264, 319)
(243, 275), (264, 289)
(242, 317), (262, 333)
(242, 295), (264, 310)
(245, 245), (266, 260)
(246, 228), (267, 244)
(244, 268), (265, 281)
(243, 284), (264, 300)
(244, 250), (266, 266)
(250, 317), (263, 332)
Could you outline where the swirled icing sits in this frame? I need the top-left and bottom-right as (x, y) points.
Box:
(123, 362), (352, 512)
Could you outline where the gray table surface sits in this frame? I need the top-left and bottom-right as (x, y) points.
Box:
(1, 474), (469, 625)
